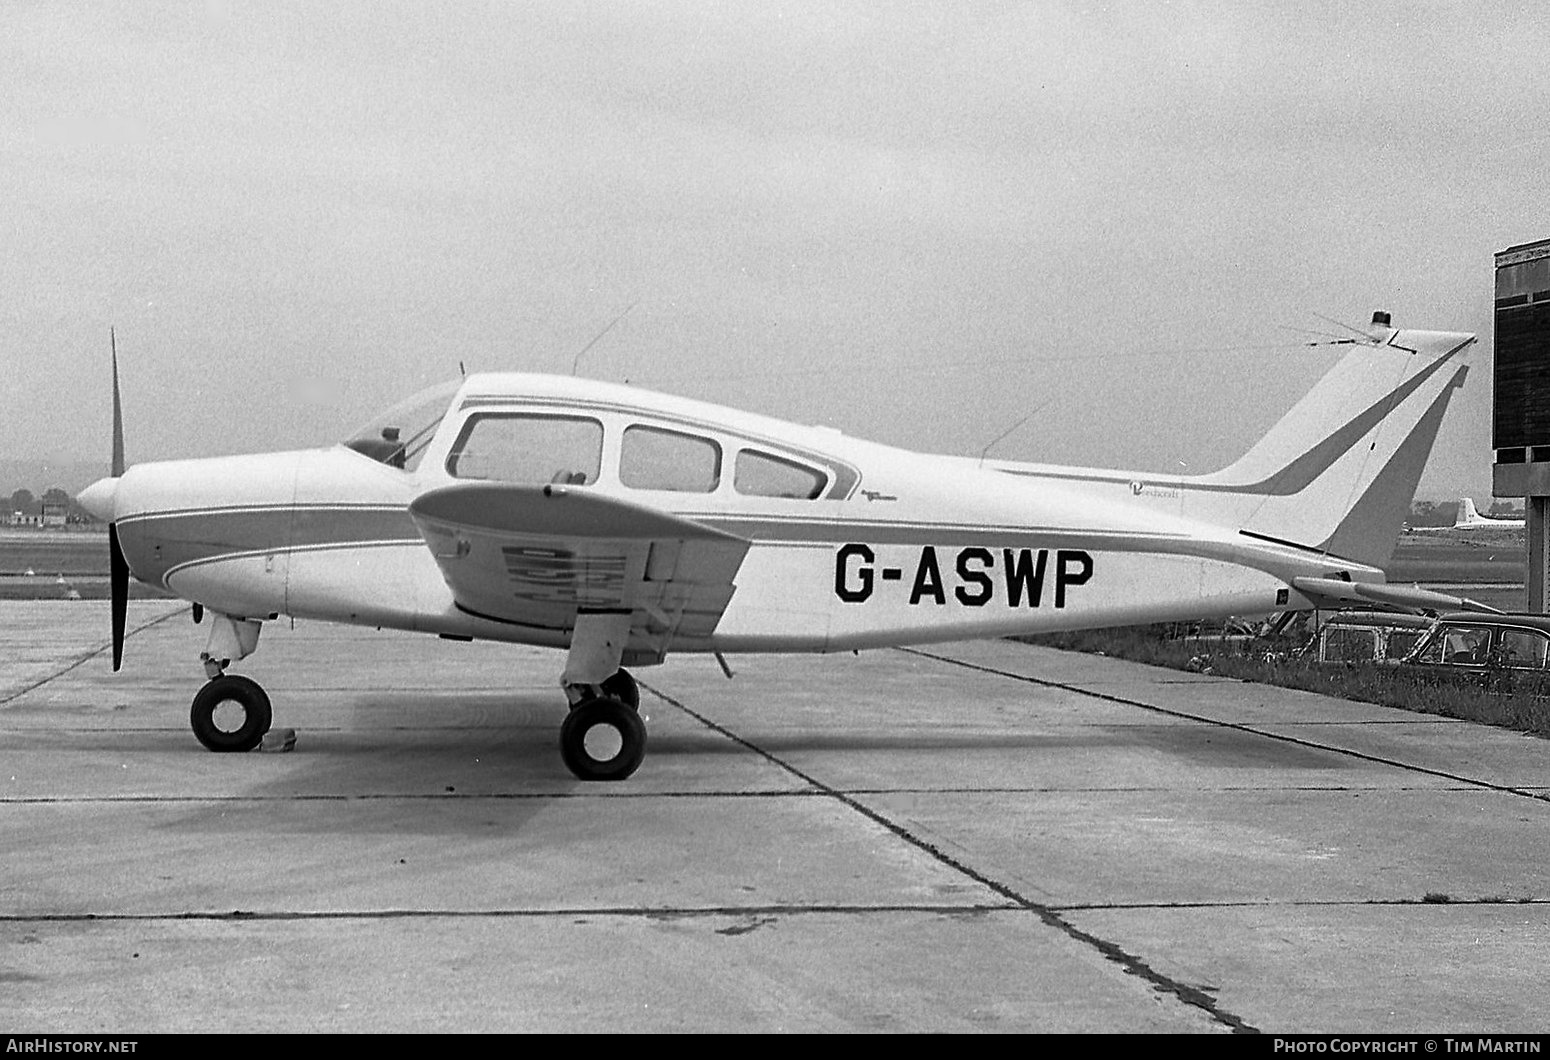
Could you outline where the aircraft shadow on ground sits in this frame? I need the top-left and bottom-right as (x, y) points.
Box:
(130, 690), (584, 838)
(638, 716), (1351, 771)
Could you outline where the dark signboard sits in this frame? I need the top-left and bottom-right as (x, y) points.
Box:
(1495, 239), (1550, 453)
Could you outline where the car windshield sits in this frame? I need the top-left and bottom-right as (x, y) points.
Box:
(343, 379), (461, 471)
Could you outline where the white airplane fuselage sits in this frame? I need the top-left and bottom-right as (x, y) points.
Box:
(102, 372), (1412, 658)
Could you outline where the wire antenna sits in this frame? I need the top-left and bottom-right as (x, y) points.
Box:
(1275, 323), (1362, 346)
(1311, 312), (1377, 341)
(571, 300), (639, 376)
(977, 396), (1056, 467)
(978, 413), (1031, 467)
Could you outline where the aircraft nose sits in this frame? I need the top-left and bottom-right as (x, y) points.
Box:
(77, 475), (120, 522)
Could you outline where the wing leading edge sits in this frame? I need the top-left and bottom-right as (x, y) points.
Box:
(408, 483), (751, 663)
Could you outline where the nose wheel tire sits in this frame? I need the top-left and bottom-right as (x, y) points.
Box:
(191, 674), (272, 752)
(560, 696), (646, 781)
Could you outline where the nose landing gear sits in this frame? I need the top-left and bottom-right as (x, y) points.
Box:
(189, 612), (271, 752)
(190, 674), (272, 752)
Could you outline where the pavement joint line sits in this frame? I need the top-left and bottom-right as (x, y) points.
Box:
(7, 895), (1548, 926)
(637, 677), (1259, 1034)
(1240, 719), (1462, 726)
(0, 903), (1022, 924)
(901, 646), (1550, 806)
(2, 725), (532, 734)
(0, 790), (830, 804)
(0, 783), (1493, 805)
(0, 605), (185, 708)
(846, 783), (1490, 793)
(1053, 897), (1550, 910)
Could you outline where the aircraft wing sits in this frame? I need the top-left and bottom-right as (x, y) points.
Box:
(408, 483), (751, 659)
(1291, 576), (1503, 616)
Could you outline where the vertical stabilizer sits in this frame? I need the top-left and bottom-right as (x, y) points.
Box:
(1186, 322), (1474, 567)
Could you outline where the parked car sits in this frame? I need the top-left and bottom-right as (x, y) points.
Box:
(1305, 611), (1434, 664)
(1399, 612), (1550, 671)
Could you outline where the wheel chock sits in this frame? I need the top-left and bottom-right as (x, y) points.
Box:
(257, 728), (296, 753)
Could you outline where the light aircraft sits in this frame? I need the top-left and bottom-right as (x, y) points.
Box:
(1406, 496), (1526, 532)
(78, 316), (1483, 780)
(1455, 497), (1525, 530)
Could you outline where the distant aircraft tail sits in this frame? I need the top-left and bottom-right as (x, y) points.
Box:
(1187, 320), (1475, 568)
(1456, 497), (1485, 526)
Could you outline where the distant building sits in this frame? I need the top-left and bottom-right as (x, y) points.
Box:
(40, 501), (67, 528)
(1493, 237), (1550, 611)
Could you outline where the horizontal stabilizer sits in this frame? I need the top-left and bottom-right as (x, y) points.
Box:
(1291, 576), (1503, 616)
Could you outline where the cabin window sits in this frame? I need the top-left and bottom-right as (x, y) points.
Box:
(1387, 630), (1425, 660)
(1320, 627), (1378, 663)
(1417, 624), (1494, 665)
(620, 426), (721, 493)
(1499, 630), (1549, 669)
(446, 413), (603, 485)
(344, 379), (461, 471)
(734, 449), (828, 500)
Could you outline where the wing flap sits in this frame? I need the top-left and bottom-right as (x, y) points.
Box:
(409, 483), (751, 652)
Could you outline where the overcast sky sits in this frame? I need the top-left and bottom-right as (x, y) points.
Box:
(3, 1), (1545, 498)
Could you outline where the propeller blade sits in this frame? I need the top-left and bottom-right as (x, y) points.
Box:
(107, 329), (129, 671)
(109, 524), (128, 672)
(110, 328), (125, 478)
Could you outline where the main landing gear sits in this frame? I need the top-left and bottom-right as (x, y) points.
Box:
(560, 668), (645, 782)
(555, 611), (648, 781)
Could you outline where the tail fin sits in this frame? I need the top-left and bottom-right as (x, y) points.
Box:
(1188, 322), (1474, 567)
(1457, 497), (1483, 526)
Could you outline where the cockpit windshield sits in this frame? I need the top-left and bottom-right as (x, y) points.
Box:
(343, 379), (461, 471)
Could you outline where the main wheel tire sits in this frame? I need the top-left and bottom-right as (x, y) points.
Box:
(190, 674), (272, 753)
(599, 668), (640, 711)
(560, 696), (646, 781)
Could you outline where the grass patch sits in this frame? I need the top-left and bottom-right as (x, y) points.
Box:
(1017, 625), (1550, 739)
